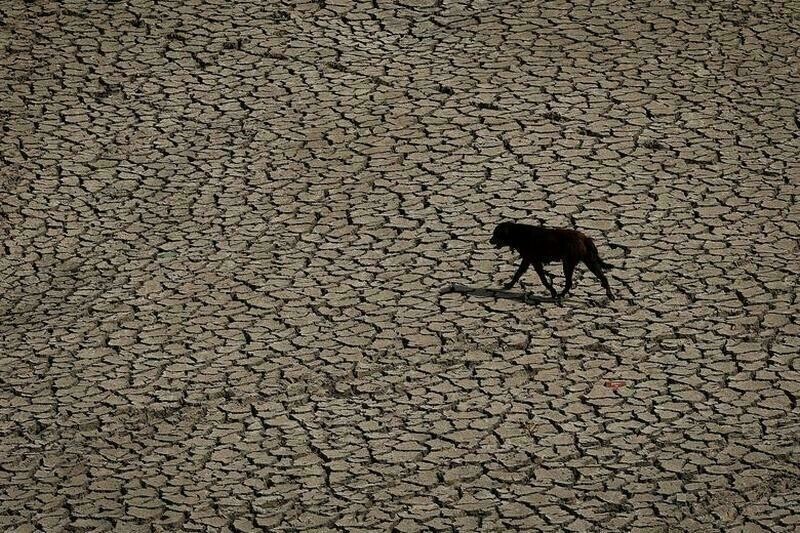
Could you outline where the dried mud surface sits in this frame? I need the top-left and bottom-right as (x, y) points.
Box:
(1, 0), (799, 531)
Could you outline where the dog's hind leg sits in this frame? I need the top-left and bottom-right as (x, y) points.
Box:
(503, 259), (530, 290)
(586, 259), (614, 299)
(560, 259), (577, 298)
(533, 262), (558, 298)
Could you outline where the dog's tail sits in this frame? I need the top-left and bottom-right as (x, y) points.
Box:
(587, 239), (615, 270)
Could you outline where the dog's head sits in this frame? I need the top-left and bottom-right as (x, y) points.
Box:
(490, 222), (515, 249)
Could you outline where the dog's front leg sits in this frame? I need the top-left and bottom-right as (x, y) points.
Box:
(503, 259), (530, 290)
(533, 262), (558, 298)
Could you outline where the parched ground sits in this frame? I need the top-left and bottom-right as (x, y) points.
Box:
(1, 0), (799, 531)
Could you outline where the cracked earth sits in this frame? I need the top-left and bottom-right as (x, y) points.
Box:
(1, 0), (799, 531)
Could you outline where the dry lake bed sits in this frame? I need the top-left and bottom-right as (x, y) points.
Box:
(1, 0), (798, 531)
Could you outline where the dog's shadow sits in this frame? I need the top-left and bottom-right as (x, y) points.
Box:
(439, 283), (557, 304)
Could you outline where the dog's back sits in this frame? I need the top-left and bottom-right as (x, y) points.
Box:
(505, 224), (592, 263)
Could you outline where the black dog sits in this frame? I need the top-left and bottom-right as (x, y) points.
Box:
(490, 221), (614, 300)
